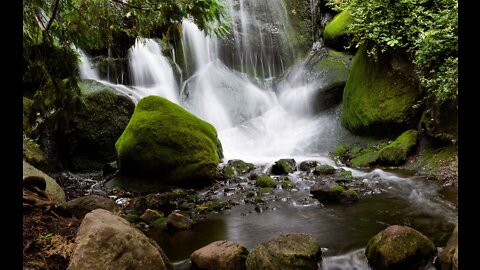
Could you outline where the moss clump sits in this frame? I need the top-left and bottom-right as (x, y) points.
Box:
(281, 179), (296, 190)
(259, 187), (274, 195)
(333, 144), (349, 157)
(115, 95), (223, 188)
(271, 159), (296, 175)
(378, 130), (418, 165)
(323, 10), (353, 51)
(256, 175), (276, 188)
(314, 164), (336, 175)
(341, 44), (420, 136)
(125, 214), (140, 223)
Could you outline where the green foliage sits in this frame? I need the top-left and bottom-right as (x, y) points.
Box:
(326, 0), (458, 102)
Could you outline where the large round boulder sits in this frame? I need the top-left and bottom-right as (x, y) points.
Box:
(115, 95), (223, 188)
(365, 225), (437, 270)
(341, 44), (421, 136)
(68, 209), (172, 270)
(191, 240), (249, 270)
(245, 233), (321, 270)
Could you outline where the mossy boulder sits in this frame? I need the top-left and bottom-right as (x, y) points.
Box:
(223, 159), (254, 179)
(166, 212), (193, 230)
(314, 164), (335, 175)
(334, 168), (353, 182)
(365, 225), (437, 270)
(341, 44), (420, 136)
(323, 9), (353, 51)
(350, 148), (380, 168)
(61, 80), (135, 171)
(245, 233), (321, 270)
(271, 159), (296, 175)
(378, 130), (418, 166)
(255, 175), (276, 188)
(310, 181), (358, 204)
(115, 95), (223, 188)
(140, 209), (164, 223)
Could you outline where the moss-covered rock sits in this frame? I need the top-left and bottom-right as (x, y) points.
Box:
(140, 209), (164, 223)
(334, 168), (353, 182)
(281, 179), (296, 190)
(271, 159), (296, 175)
(298, 160), (318, 171)
(323, 10), (353, 51)
(166, 212), (193, 230)
(378, 130), (418, 166)
(314, 164), (335, 175)
(115, 95), (223, 188)
(125, 214), (141, 223)
(61, 80), (135, 171)
(310, 181), (358, 204)
(245, 233), (321, 270)
(350, 148), (380, 168)
(223, 159), (254, 179)
(255, 175), (276, 188)
(341, 44), (420, 136)
(365, 225), (437, 270)
(421, 95), (458, 143)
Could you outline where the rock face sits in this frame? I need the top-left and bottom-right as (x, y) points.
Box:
(378, 130), (418, 165)
(245, 233), (322, 270)
(23, 161), (65, 204)
(436, 224), (458, 270)
(341, 44), (420, 136)
(422, 96), (458, 143)
(365, 225), (437, 270)
(62, 80), (135, 171)
(115, 95), (223, 188)
(191, 240), (249, 270)
(68, 209), (172, 270)
(323, 9), (353, 51)
(61, 195), (122, 219)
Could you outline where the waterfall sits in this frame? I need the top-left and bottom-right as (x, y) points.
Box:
(77, 0), (349, 162)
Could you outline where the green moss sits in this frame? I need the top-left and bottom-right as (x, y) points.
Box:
(334, 169), (353, 182)
(341, 44), (420, 136)
(281, 179), (296, 189)
(331, 185), (346, 194)
(223, 159), (254, 178)
(259, 187), (274, 194)
(256, 175), (276, 188)
(125, 214), (140, 223)
(271, 159), (296, 175)
(403, 143), (457, 179)
(378, 130), (418, 165)
(350, 149), (379, 168)
(151, 217), (167, 229)
(115, 95), (223, 188)
(333, 144), (349, 157)
(323, 10), (353, 50)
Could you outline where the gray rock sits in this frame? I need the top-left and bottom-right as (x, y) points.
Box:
(68, 209), (172, 270)
(191, 240), (249, 270)
(245, 233), (321, 270)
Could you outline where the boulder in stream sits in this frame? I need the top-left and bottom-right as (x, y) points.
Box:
(271, 159), (296, 175)
(365, 225), (437, 270)
(191, 240), (249, 270)
(246, 233), (321, 270)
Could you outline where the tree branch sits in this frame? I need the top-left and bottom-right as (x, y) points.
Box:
(44, 0), (61, 32)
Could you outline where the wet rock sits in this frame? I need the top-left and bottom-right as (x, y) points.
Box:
(166, 212), (193, 230)
(298, 160), (318, 171)
(281, 178), (296, 190)
(314, 164), (335, 175)
(245, 233), (322, 270)
(271, 159), (296, 175)
(62, 195), (122, 219)
(191, 240), (249, 270)
(436, 224), (458, 270)
(140, 209), (164, 223)
(23, 161), (65, 204)
(68, 209), (172, 270)
(310, 181), (359, 204)
(223, 159), (255, 179)
(365, 225), (436, 270)
(334, 168), (353, 182)
(255, 175), (276, 188)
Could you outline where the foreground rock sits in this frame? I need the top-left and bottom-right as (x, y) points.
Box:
(245, 233), (321, 270)
(68, 209), (172, 270)
(365, 225), (436, 270)
(61, 195), (122, 219)
(436, 224), (458, 270)
(115, 95), (223, 188)
(23, 161), (65, 204)
(191, 240), (249, 270)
